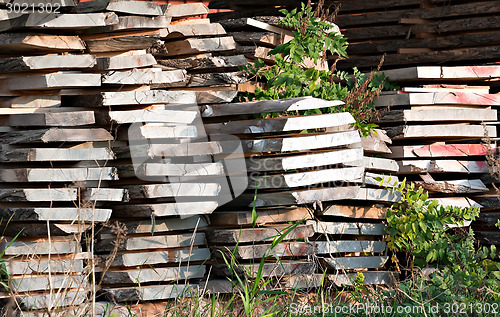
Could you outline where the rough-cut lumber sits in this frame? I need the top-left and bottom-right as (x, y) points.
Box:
(95, 233), (206, 252)
(126, 183), (220, 199)
(104, 109), (197, 124)
(219, 17), (293, 36)
(11, 274), (87, 293)
(329, 271), (396, 286)
(125, 141), (223, 158)
(157, 55), (247, 72)
(204, 112), (355, 135)
(1, 128), (113, 144)
(201, 97), (344, 117)
(178, 72), (245, 87)
(308, 220), (386, 235)
(1, 239), (80, 255)
(242, 131), (361, 153)
(102, 69), (187, 85)
(386, 124), (496, 140)
(5, 73), (101, 90)
(8, 0), (76, 7)
(160, 23), (226, 39)
(92, 15), (171, 32)
(102, 265), (205, 284)
(103, 284), (196, 302)
(96, 53), (157, 70)
(85, 188), (128, 202)
(402, 86), (490, 94)
(249, 167), (364, 189)
(124, 124), (197, 140)
(14, 291), (86, 310)
(315, 241), (386, 254)
(0, 12), (118, 31)
(0, 33), (85, 54)
(321, 256), (389, 270)
(231, 31), (291, 46)
(163, 3), (209, 18)
(133, 162), (225, 177)
(377, 108), (497, 123)
(375, 92), (500, 107)
(399, 160), (489, 174)
(215, 242), (316, 259)
(153, 37), (236, 56)
(194, 89), (238, 104)
(214, 261), (315, 278)
(76, 0), (163, 16)
(360, 131), (391, 154)
(6, 257), (84, 275)
(9, 111), (95, 126)
(246, 148), (363, 172)
(0, 55), (95, 73)
(0, 148), (114, 162)
(85, 34), (159, 53)
(112, 201), (218, 217)
(206, 224), (314, 244)
(100, 216), (208, 235)
(416, 179), (488, 194)
(319, 205), (387, 219)
(0, 95), (60, 108)
(362, 157), (399, 173)
(383, 65), (500, 81)
(364, 172), (399, 187)
(209, 208), (313, 226)
(233, 45), (274, 62)
(350, 188), (401, 203)
(105, 248), (210, 267)
(65, 90), (196, 106)
(0, 188), (77, 202)
(0, 167), (117, 182)
(0, 206), (111, 222)
(386, 144), (493, 159)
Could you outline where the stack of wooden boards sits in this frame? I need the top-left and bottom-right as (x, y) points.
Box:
(0, 0), (247, 311)
(375, 65), (500, 244)
(201, 97), (399, 290)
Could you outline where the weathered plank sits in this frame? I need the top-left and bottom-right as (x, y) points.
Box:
(163, 3), (209, 18)
(204, 112), (355, 135)
(231, 31), (291, 46)
(307, 220), (386, 235)
(101, 265), (205, 284)
(375, 92), (500, 107)
(76, 0), (163, 16)
(242, 130), (361, 153)
(201, 97), (344, 117)
(329, 271), (396, 286)
(213, 261), (315, 278)
(99, 216), (208, 235)
(131, 162), (225, 177)
(125, 141), (223, 158)
(7, 0), (76, 7)
(386, 144), (493, 159)
(152, 37), (236, 56)
(0, 12), (118, 31)
(0, 188), (77, 202)
(0, 167), (117, 182)
(103, 109), (197, 124)
(103, 284), (196, 302)
(104, 248), (210, 267)
(362, 157), (399, 173)
(0, 95), (60, 108)
(14, 291), (86, 310)
(6, 257), (84, 275)
(415, 179), (488, 194)
(214, 242), (316, 259)
(1, 128), (113, 144)
(399, 160), (489, 174)
(194, 88), (238, 104)
(5, 73), (101, 90)
(315, 241), (386, 254)
(321, 256), (389, 270)
(1, 239), (80, 255)
(386, 124), (496, 140)
(376, 108), (497, 123)
(102, 69), (187, 85)
(112, 201), (218, 217)
(0, 54), (95, 73)
(319, 205), (387, 219)
(95, 233), (206, 252)
(160, 23), (226, 39)
(84, 188), (128, 202)
(124, 124), (197, 140)
(91, 15), (171, 32)
(96, 53), (157, 70)
(11, 274), (87, 293)
(209, 208), (313, 226)
(249, 167), (364, 189)
(85, 34), (159, 53)
(0, 207), (112, 222)
(349, 188), (401, 203)
(157, 55), (247, 72)
(0, 148), (114, 162)
(360, 130), (392, 154)
(206, 224), (314, 244)
(0, 33), (85, 54)
(383, 66), (500, 81)
(64, 90), (196, 106)
(126, 183), (220, 199)
(9, 111), (95, 127)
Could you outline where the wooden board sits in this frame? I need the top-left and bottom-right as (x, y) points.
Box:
(315, 241), (386, 254)
(0, 54), (96, 73)
(386, 144), (493, 159)
(65, 89), (196, 106)
(84, 188), (128, 202)
(99, 216), (208, 235)
(201, 97), (344, 117)
(152, 37), (236, 57)
(0, 33), (85, 54)
(377, 108), (497, 123)
(1, 128), (113, 144)
(0, 12), (118, 31)
(112, 201), (218, 217)
(375, 92), (500, 107)
(103, 284), (196, 302)
(319, 205), (387, 219)
(382, 65), (500, 81)
(209, 207), (313, 226)
(213, 261), (315, 278)
(329, 271), (396, 286)
(206, 224), (314, 244)
(9, 111), (95, 126)
(0, 147), (114, 162)
(214, 241), (316, 259)
(321, 256), (389, 270)
(307, 220), (386, 235)
(362, 156), (399, 173)
(126, 183), (220, 199)
(103, 109), (197, 124)
(1, 239), (80, 256)
(76, 0), (163, 16)
(0, 207), (112, 222)
(102, 69), (187, 85)
(95, 233), (206, 252)
(85, 34), (159, 53)
(399, 160), (489, 174)
(6, 257), (84, 275)
(0, 95), (60, 108)
(101, 265), (205, 284)
(105, 248), (210, 267)
(415, 179), (488, 194)
(90, 15), (171, 32)
(163, 3), (209, 18)
(14, 291), (86, 310)
(11, 274), (87, 293)
(5, 73), (101, 90)
(157, 55), (247, 72)
(125, 141), (223, 158)
(386, 124), (496, 140)
(160, 23), (226, 39)
(96, 53), (157, 70)
(124, 124), (197, 140)
(204, 112), (355, 135)
(132, 162), (225, 177)
(0, 188), (77, 202)
(0, 167), (117, 182)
